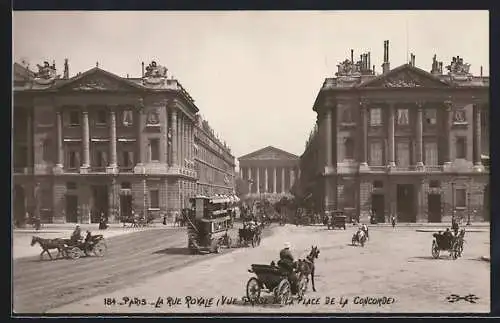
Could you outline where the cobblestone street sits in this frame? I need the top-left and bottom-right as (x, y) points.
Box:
(50, 224), (490, 314)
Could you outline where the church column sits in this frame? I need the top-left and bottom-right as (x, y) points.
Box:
(81, 109), (90, 171)
(281, 167), (285, 194)
(247, 167), (252, 193)
(289, 168), (295, 189)
(415, 102), (424, 170)
(256, 167), (260, 194)
(325, 108), (333, 167)
(387, 103), (396, 167)
(171, 108), (178, 167)
(179, 114), (184, 167)
(264, 167), (268, 193)
(473, 103), (484, 171)
(273, 167), (277, 193)
(55, 109), (64, 168)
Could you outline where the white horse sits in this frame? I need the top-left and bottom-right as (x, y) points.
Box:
(352, 229), (367, 247)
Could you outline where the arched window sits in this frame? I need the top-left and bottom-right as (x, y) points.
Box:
(344, 138), (355, 160)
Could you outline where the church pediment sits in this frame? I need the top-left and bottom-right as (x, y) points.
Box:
(55, 68), (143, 92)
(359, 64), (450, 88)
(239, 146), (299, 161)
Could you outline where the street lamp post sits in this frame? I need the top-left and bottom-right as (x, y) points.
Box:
(467, 191), (471, 226)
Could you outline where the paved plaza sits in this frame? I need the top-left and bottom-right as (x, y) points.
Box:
(47, 224), (490, 314)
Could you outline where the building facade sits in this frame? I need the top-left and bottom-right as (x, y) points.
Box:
(13, 60), (235, 224)
(296, 41), (489, 223)
(193, 116), (236, 201)
(239, 146), (299, 202)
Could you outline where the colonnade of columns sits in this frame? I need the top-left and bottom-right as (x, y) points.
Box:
(240, 166), (299, 194)
(53, 102), (195, 172)
(324, 100), (484, 170)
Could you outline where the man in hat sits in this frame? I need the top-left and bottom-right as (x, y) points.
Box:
(278, 242), (298, 294)
(70, 224), (83, 244)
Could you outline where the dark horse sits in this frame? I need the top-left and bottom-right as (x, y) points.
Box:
(30, 236), (69, 260)
(297, 245), (320, 292)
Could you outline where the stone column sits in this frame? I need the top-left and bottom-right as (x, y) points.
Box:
(55, 110), (64, 168)
(360, 101), (369, 168)
(415, 102), (424, 170)
(444, 100), (453, 167)
(171, 109), (178, 166)
(164, 104), (169, 164)
(264, 167), (268, 193)
(107, 108), (118, 171)
(134, 107), (146, 172)
(289, 168), (295, 189)
(387, 103), (396, 167)
(256, 167), (260, 194)
(81, 110), (90, 171)
(273, 167), (277, 193)
(281, 167), (285, 193)
(473, 103), (483, 170)
(325, 108), (333, 168)
(417, 178), (426, 222)
(248, 167), (252, 193)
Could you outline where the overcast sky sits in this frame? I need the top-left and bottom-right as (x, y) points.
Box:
(13, 10), (489, 163)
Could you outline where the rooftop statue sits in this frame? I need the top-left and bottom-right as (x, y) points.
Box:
(34, 60), (57, 80)
(446, 56), (471, 75)
(144, 61), (168, 78)
(336, 58), (362, 77)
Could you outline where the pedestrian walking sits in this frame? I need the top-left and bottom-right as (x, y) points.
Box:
(391, 215), (396, 229)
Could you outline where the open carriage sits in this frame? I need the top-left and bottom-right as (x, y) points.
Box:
(64, 231), (107, 259)
(246, 263), (307, 305)
(431, 229), (465, 260)
(238, 224), (262, 247)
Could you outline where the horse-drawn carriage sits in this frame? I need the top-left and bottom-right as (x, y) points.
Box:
(326, 210), (347, 230)
(186, 195), (234, 254)
(246, 263), (306, 305)
(30, 231), (107, 260)
(239, 223), (262, 247)
(351, 226), (368, 247)
(431, 229), (465, 260)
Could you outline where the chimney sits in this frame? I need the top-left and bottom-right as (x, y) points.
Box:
(480, 66), (483, 77)
(382, 40), (391, 74)
(351, 49), (354, 64)
(368, 52), (371, 72)
(63, 58), (69, 79)
(141, 62), (145, 77)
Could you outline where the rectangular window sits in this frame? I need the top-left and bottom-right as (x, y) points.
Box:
(370, 108), (382, 126)
(396, 141), (410, 167)
(95, 150), (108, 167)
(369, 141), (383, 166)
(149, 139), (160, 161)
(424, 141), (438, 165)
(456, 188), (467, 208)
(344, 138), (355, 160)
(122, 151), (134, 168)
(397, 108), (409, 125)
(121, 182), (131, 189)
(96, 110), (107, 125)
(424, 109), (437, 125)
(42, 139), (52, 163)
(66, 182), (77, 190)
(68, 150), (80, 169)
(69, 111), (80, 126)
(341, 107), (354, 123)
(149, 189), (159, 209)
(456, 137), (466, 159)
(343, 182), (355, 208)
(122, 110), (134, 126)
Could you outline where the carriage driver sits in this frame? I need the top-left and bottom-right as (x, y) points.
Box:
(278, 242), (298, 294)
(70, 225), (83, 244)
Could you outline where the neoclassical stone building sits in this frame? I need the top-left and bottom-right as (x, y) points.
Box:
(13, 60), (235, 224)
(238, 146), (299, 201)
(296, 41), (489, 223)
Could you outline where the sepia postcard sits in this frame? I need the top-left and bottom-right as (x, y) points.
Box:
(12, 10), (490, 315)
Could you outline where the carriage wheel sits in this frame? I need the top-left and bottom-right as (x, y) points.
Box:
(431, 241), (440, 259)
(274, 279), (291, 305)
(246, 277), (261, 303)
(93, 241), (107, 257)
(67, 247), (82, 260)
